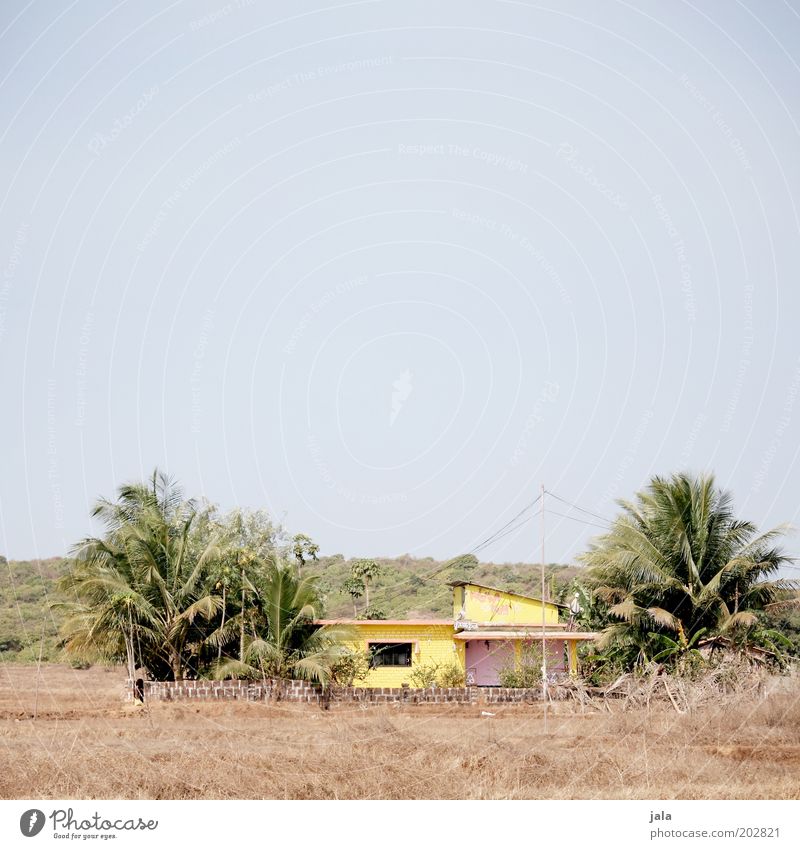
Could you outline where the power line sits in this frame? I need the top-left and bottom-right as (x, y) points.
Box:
(544, 490), (614, 526)
(544, 508), (613, 531)
(370, 498), (542, 606)
(467, 494), (541, 554)
(471, 514), (535, 555)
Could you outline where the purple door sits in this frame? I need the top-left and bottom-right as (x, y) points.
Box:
(465, 640), (514, 686)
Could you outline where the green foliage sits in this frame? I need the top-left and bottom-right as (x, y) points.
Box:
(0, 557), (64, 663)
(498, 642), (543, 688)
(55, 470), (223, 680)
(211, 558), (350, 685)
(192, 505), (288, 663)
(435, 661), (466, 687)
(350, 559), (381, 607)
(447, 553), (479, 582)
(409, 661), (439, 687)
(408, 659), (467, 688)
(311, 556), (579, 620)
(578, 644), (627, 687)
(292, 533), (319, 569)
(2, 550), (581, 667)
(342, 576), (365, 616)
(762, 601), (800, 657)
(329, 649), (372, 686)
(581, 472), (794, 672)
(561, 581), (610, 631)
(363, 606), (386, 620)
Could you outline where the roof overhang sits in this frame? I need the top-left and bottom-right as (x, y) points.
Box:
(454, 630), (598, 641)
(314, 619), (453, 626)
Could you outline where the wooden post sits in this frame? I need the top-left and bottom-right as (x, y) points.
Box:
(540, 483), (548, 732)
(32, 620), (45, 722)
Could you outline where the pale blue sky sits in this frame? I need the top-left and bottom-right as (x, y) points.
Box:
(1, 0), (799, 567)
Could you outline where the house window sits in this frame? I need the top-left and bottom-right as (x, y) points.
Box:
(369, 642), (413, 667)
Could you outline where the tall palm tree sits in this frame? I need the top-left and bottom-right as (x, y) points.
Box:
(193, 506), (284, 663)
(56, 470), (222, 680)
(580, 472), (793, 665)
(211, 557), (350, 684)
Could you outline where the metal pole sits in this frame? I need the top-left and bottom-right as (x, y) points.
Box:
(540, 482), (547, 731)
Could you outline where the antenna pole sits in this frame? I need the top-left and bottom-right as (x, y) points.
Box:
(540, 482), (548, 731)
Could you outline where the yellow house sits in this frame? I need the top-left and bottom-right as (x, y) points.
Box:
(317, 581), (596, 687)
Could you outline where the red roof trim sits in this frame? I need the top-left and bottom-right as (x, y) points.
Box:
(315, 619), (453, 626)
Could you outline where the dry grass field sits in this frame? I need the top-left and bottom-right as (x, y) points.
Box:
(1, 664), (799, 799)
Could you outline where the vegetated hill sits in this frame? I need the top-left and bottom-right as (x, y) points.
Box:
(0, 553), (583, 663)
(0, 556), (66, 662)
(311, 554), (583, 619)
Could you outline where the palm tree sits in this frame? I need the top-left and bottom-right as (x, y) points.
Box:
(196, 507), (283, 663)
(211, 558), (350, 684)
(580, 472), (794, 667)
(56, 470), (222, 680)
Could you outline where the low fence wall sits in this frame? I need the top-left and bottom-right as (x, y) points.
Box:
(126, 678), (553, 705)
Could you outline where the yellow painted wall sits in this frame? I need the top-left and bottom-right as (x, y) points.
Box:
(348, 623), (463, 687)
(568, 640), (578, 675)
(453, 584), (560, 626)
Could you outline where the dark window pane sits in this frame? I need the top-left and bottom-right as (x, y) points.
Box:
(369, 642), (413, 667)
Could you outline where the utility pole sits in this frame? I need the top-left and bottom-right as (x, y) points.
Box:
(33, 618), (45, 722)
(540, 482), (548, 732)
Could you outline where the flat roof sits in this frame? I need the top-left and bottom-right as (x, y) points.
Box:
(454, 630), (598, 641)
(315, 619), (453, 626)
(448, 580), (569, 609)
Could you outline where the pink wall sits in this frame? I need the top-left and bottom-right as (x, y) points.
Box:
(465, 640), (515, 686)
(465, 639), (567, 685)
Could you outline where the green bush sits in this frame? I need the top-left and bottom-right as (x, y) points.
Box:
(329, 649), (372, 686)
(497, 642), (542, 688)
(409, 661), (439, 687)
(435, 661), (465, 688)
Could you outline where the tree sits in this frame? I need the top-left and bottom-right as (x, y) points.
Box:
(342, 576), (365, 617)
(212, 557), (350, 684)
(329, 648), (372, 686)
(56, 470), (222, 680)
(350, 559), (381, 607)
(292, 534), (319, 572)
(193, 507), (284, 663)
(446, 553), (479, 582)
(580, 472), (794, 669)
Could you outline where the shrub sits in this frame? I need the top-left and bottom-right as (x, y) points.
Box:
(409, 661), (439, 688)
(435, 661), (465, 688)
(329, 649), (372, 686)
(498, 642), (542, 688)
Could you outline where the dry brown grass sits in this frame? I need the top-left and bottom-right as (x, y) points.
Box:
(1, 664), (799, 799)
